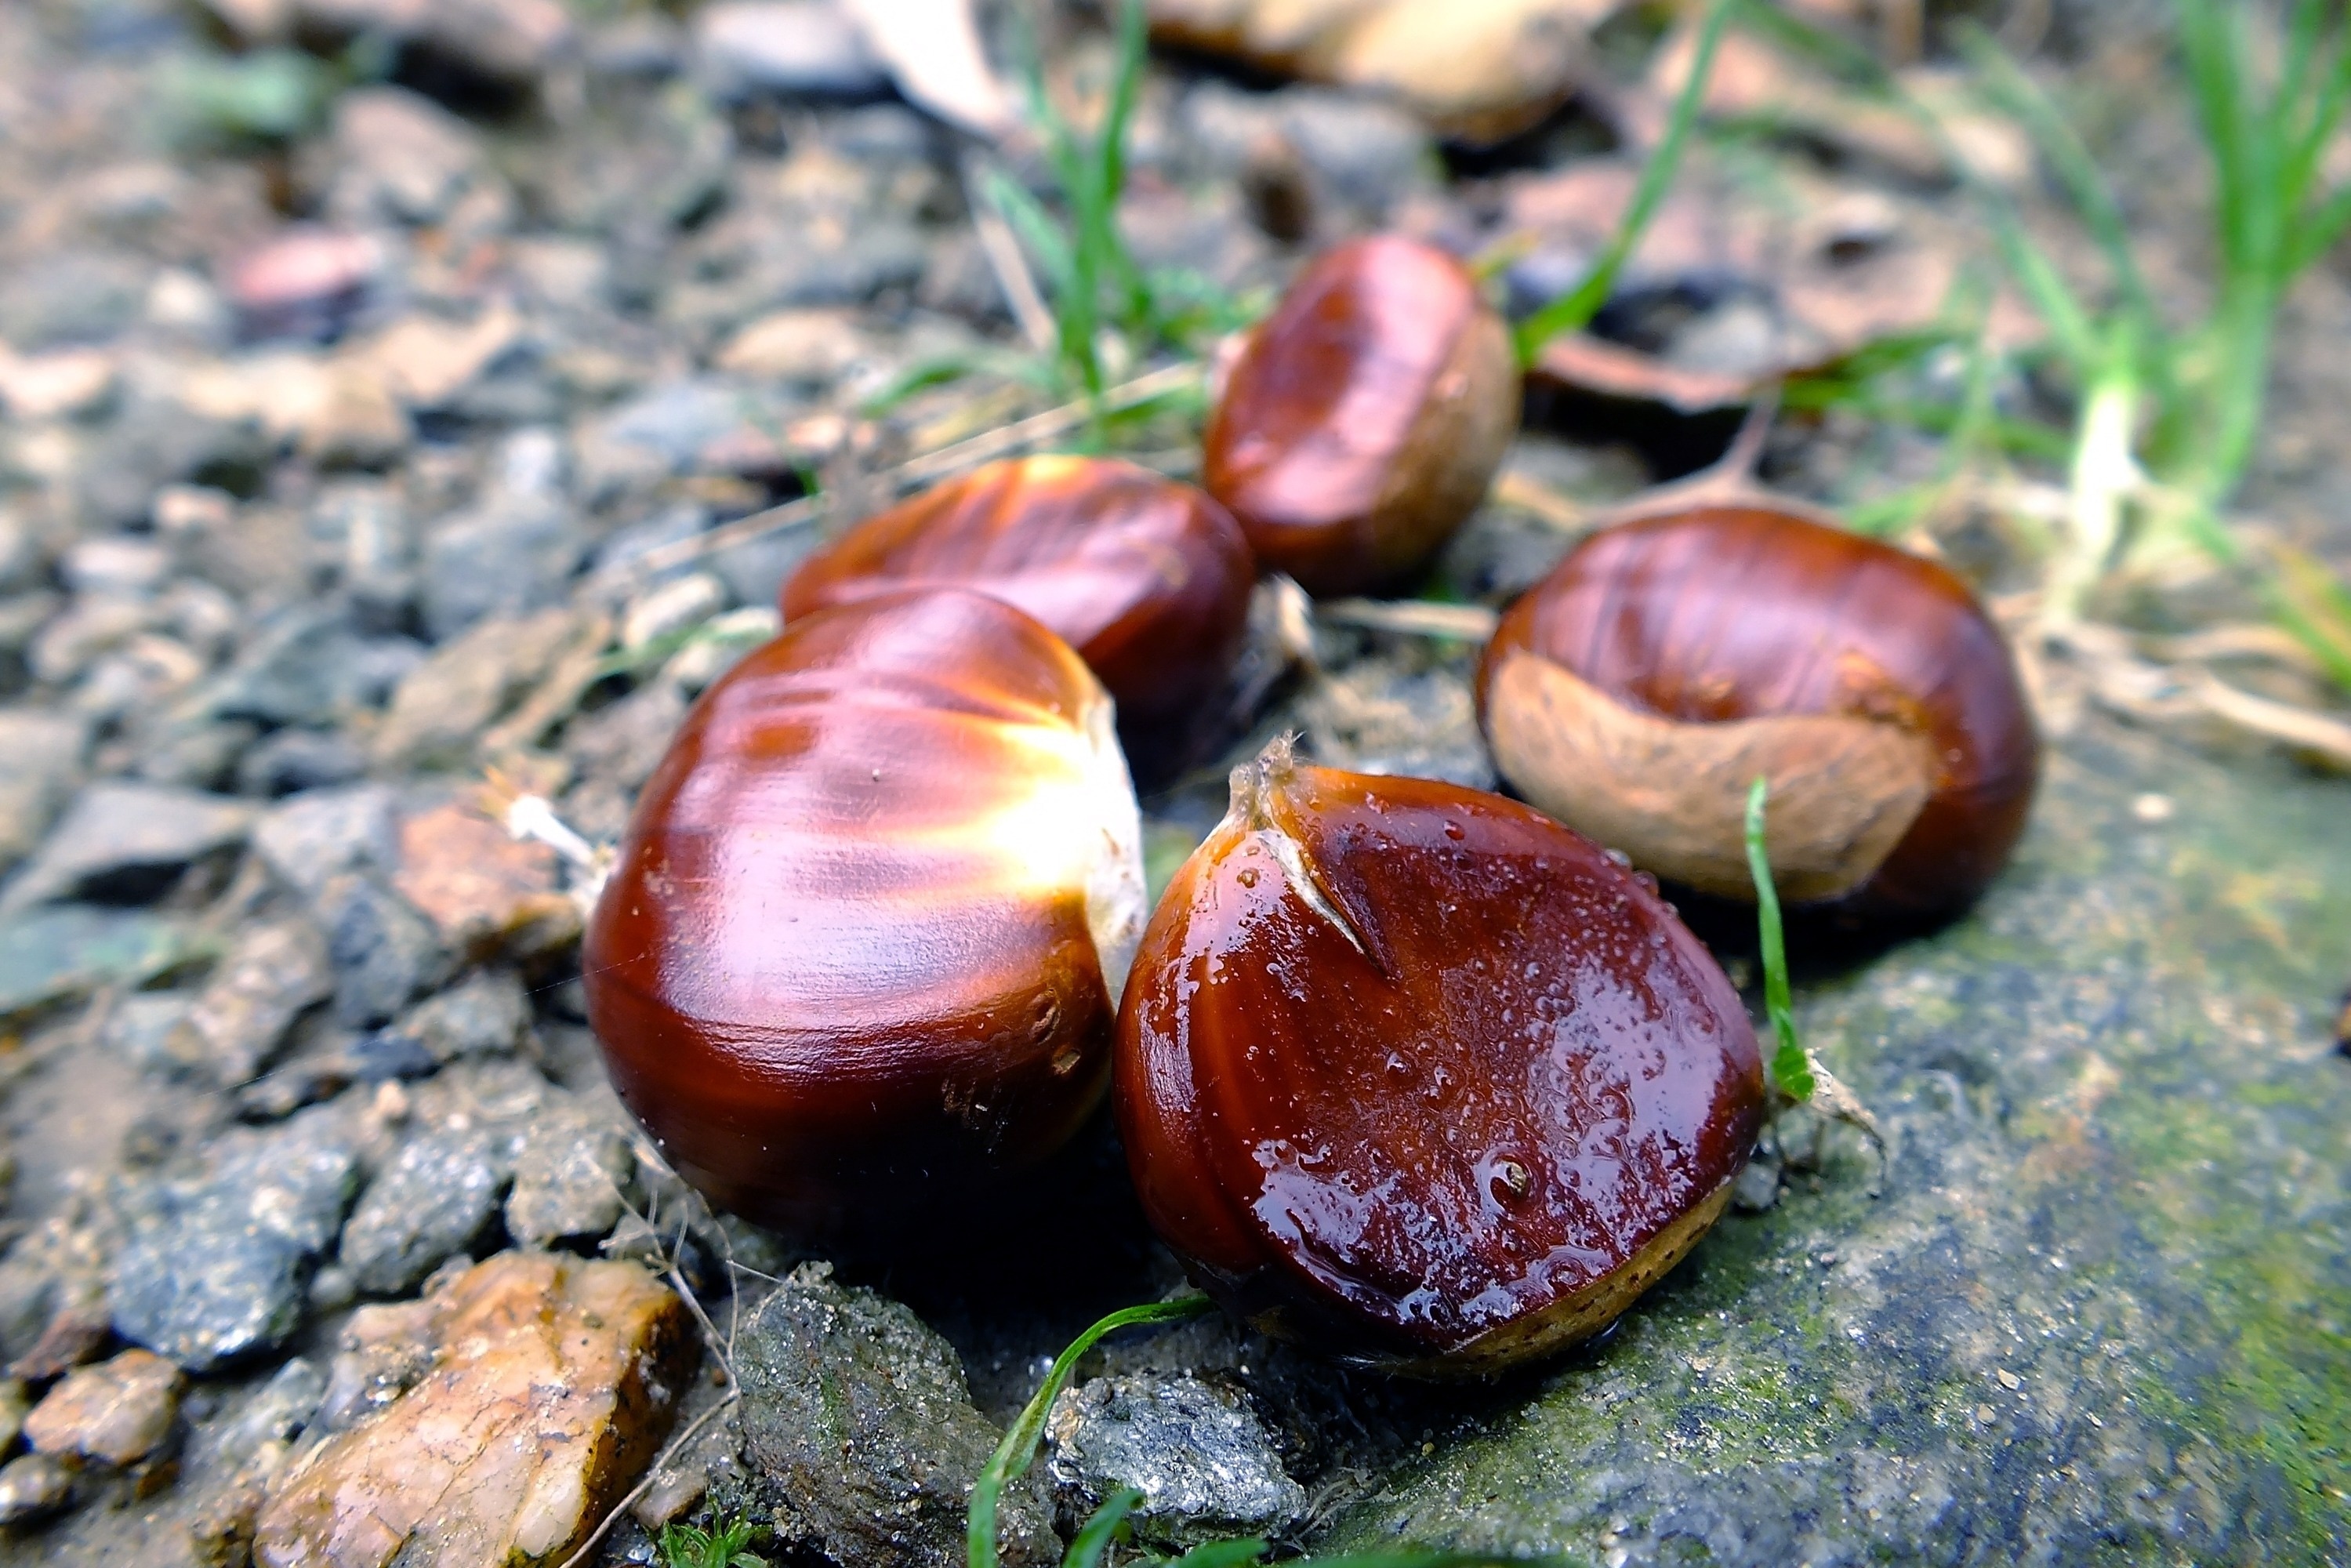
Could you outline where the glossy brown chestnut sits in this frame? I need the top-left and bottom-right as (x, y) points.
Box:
(782, 456), (1257, 771)
(1477, 504), (2040, 915)
(1115, 737), (1765, 1375)
(583, 588), (1147, 1240)
(1202, 234), (1518, 597)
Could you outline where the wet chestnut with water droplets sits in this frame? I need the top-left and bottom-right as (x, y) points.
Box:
(783, 456), (1257, 774)
(1115, 738), (1765, 1375)
(1478, 504), (2040, 916)
(1203, 234), (1518, 597)
(584, 589), (1147, 1242)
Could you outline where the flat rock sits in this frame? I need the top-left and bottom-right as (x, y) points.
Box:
(252, 1252), (691, 1568)
(337, 1124), (519, 1297)
(0, 709), (91, 877)
(372, 607), (592, 771)
(109, 1108), (361, 1371)
(23, 1347), (183, 1467)
(503, 1098), (634, 1249)
(0, 906), (190, 1023)
(0, 1450), (74, 1526)
(317, 873), (453, 1029)
(0, 781), (254, 914)
(252, 784), (403, 904)
(164, 916), (335, 1084)
(730, 1261), (1059, 1568)
(381, 969), (532, 1065)
(695, 1), (889, 102)
(1047, 1372), (1306, 1548)
(1320, 723), (2351, 1564)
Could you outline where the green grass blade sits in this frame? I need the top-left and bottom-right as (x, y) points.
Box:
(1062, 1489), (1144, 1568)
(1745, 777), (1814, 1104)
(1161, 1541), (1272, 1568)
(1513, 0), (1732, 363)
(1957, 27), (2160, 342)
(2177, 0), (2256, 270)
(969, 1298), (1217, 1568)
(979, 167), (1076, 296)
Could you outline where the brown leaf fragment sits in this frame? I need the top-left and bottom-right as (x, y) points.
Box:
(254, 1253), (692, 1568)
(392, 804), (579, 964)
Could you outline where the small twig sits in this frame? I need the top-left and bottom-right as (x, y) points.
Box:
(1314, 600), (1500, 641)
(967, 164), (1060, 355)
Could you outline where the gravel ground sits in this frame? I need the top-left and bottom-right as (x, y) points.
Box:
(0, 2), (2346, 1566)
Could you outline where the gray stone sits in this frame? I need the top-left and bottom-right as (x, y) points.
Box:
(504, 1100), (634, 1248)
(162, 916), (333, 1084)
(238, 728), (371, 797)
(100, 990), (194, 1075)
(0, 248), (148, 350)
(0, 907), (192, 1023)
(194, 604), (426, 728)
(317, 873), (453, 1029)
(203, 1355), (327, 1474)
(383, 969), (531, 1064)
(0, 1451), (74, 1526)
(109, 1109), (361, 1370)
(728, 1262), (1059, 1568)
(252, 782), (401, 903)
(290, 0), (574, 84)
(337, 1124), (518, 1296)
(0, 709), (91, 877)
(372, 606), (592, 769)
(695, 1), (889, 103)
(314, 1298), (435, 1432)
(1297, 657), (1494, 790)
(325, 87), (494, 230)
(60, 535), (172, 597)
(1318, 723), (2351, 1566)
(0, 780), (252, 913)
(419, 494), (583, 642)
(1047, 1373), (1307, 1548)
(73, 393), (271, 529)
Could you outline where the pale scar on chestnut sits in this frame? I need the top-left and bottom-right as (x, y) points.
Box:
(1483, 648), (1939, 904)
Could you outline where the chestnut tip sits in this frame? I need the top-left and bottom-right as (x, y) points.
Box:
(1116, 738), (1765, 1376)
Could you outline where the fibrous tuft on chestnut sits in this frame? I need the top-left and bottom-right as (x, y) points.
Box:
(1478, 504), (2040, 915)
(782, 456), (1257, 775)
(584, 588), (1146, 1242)
(1203, 234), (1518, 597)
(1115, 736), (1765, 1375)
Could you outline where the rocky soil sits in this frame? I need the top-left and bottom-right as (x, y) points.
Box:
(0, 1), (2346, 1566)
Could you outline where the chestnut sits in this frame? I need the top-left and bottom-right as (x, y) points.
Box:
(1477, 504), (2040, 916)
(1202, 234), (1518, 597)
(782, 456), (1257, 775)
(1115, 737), (1764, 1375)
(583, 589), (1147, 1240)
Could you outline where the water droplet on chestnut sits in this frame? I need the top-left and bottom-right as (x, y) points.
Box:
(583, 589), (1147, 1245)
(1116, 737), (1765, 1375)
(1477, 504), (2039, 915)
(782, 456), (1257, 779)
(1203, 235), (1518, 597)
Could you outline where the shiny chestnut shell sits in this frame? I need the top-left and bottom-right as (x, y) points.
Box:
(1115, 739), (1765, 1375)
(584, 589), (1146, 1240)
(783, 457), (1257, 766)
(1477, 504), (2040, 915)
(1203, 235), (1518, 597)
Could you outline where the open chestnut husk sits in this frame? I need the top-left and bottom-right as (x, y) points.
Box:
(783, 456), (1257, 775)
(583, 589), (1147, 1241)
(1478, 505), (2040, 916)
(1202, 234), (1518, 597)
(1115, 738), (1765, 1376)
